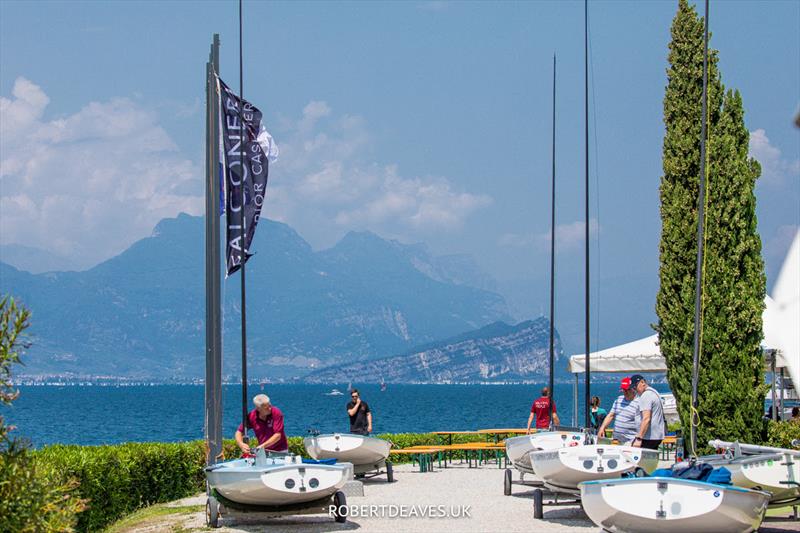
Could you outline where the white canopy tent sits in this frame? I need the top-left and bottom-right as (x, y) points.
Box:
(567, 230), (800, 423)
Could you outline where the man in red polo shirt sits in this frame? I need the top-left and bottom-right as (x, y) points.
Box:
(526, 386), (559, 433)
(235, 394), (289, 454)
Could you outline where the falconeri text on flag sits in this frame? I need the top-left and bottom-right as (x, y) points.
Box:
(216, 76), (279, 276)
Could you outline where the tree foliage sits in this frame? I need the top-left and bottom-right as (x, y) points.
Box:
(656, 0), (767, 451)
(0, 296), (86, 532)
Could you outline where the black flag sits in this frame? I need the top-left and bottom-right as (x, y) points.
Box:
(217, 77), (278, 277)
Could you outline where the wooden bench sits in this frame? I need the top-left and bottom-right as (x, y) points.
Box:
(389, 448), (445, 472)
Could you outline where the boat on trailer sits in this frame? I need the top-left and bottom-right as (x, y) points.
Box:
(205, 448), (353, 526)
(304, 433), (393, 480)
(702, 439), (800, 507)
(579, 475), (770, 533)
(529, 444), (660, 494)
(505, 430), (585, 475)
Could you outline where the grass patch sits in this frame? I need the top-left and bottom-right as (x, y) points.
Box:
(104, 503), (203, 533)
(765, 504), (799, 518)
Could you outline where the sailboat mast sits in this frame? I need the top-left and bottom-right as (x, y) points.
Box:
(583, 0), (591, 430)
(238, 0), (249, 439)
(690, 0), (710, 456)
(549, 54), (556, 427)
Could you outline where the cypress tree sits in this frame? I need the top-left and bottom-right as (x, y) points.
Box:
(656, 0), (767, 449)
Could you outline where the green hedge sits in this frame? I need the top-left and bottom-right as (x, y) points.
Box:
(33, 432), (469, 531)
(765, 420), (800, 449)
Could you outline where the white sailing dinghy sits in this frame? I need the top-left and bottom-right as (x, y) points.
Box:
(505, 430), (585, 475)
(529, 443), (660, 494)
(703, 439), (800, 507)
(579, 472), (770, 533)
(206, 448), (353, 506)
(304, 433), (393, 480)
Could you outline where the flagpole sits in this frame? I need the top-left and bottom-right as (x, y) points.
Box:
(238, 0), (249, 443)
(205, 33), (222, 467)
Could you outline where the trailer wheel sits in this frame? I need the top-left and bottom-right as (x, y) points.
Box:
(504, 468), (512, 496)
(533, 488), (544, 519)
(206, 496), (221, 528)
(333, 490), (347, 523)
(386, 461), (394, 482)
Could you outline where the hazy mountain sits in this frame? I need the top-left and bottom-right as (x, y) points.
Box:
(0, 214), (512, 380)
(0, 243), (82, 274)
(304, 318), (569, 383)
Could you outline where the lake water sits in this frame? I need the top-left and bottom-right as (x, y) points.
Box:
(4, 382), (670, 447)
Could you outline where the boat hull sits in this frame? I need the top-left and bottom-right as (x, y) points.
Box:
(304, 433), (391, 467)
(529, 444), (659, 493)
(505, 431), (584, 474)
(702, 452), (800, 507)
(580, 477), (769, 533)
(206, 457), (352, 506)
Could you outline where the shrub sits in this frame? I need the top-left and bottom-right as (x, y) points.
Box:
(765, 421), (800, 449)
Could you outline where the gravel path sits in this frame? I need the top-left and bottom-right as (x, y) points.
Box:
(149, 462), (800, 533)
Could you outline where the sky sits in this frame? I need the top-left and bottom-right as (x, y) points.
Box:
(1, 0), (798, 349)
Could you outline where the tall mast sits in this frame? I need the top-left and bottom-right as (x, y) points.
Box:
(583, 0), (591, 429)
(548, 54), (556, 428)
(204, 34), (222, 467)
(238, 0), (249, 440)
(690, 0), (710, 457)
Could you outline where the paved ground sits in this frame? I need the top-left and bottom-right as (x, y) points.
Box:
(128, 462), (800, 532)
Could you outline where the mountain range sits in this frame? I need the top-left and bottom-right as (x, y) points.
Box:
(0, 214), (515, 380)
(305, 318), (568, 383)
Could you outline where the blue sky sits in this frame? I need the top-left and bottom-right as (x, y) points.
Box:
(1, 0), (798, 348)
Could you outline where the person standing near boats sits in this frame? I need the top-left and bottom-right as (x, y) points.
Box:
(596, 377), (641, 443)
(629, 374), (665, 450)
(527, 386), (560, 433)
(589, 396), (607, 430)
(235, 394), (289, 454)
(347, 389), (372, 435)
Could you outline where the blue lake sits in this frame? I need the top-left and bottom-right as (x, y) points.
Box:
(5, 382), (670, 447)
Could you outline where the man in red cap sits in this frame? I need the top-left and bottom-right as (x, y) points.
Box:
(596, 377), (641, 444)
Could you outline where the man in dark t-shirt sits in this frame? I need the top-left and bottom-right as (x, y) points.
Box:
(346, 389), (372, 435)
(527, 386), (559, 433)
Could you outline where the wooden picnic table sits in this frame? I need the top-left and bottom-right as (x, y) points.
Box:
(431, 430), (481, 445)
(476, 428), (530, 443)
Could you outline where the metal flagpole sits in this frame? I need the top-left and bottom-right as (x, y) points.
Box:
(238, 0), (249, 444)
(548, 54), (556, 429)
(690, 0), (710, 457)
(205, 33), (222, 468)
(583, 0), (591, 430)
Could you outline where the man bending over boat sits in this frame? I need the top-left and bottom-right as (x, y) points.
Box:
(347, 389), (372, 435)
(527, 386), (559, 433)
(629, 375), (665, 450)
(235, 394), (289, 454)
(596, 377), (640, 444)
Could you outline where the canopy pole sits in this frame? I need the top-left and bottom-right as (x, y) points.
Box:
(771, 356), (777, 421)
(204, 33), (222, 468)
(573, 374), (578, 427)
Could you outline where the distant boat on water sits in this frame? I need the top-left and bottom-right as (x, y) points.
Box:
(380, 377), (387, 392)
(325, 389), (344, 396)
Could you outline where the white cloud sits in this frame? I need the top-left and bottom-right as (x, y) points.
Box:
(266, 101), (491, 246)
(0, 77), (202, 268)
(749, 128), (800, 187)
(499, 219), (600, 252)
